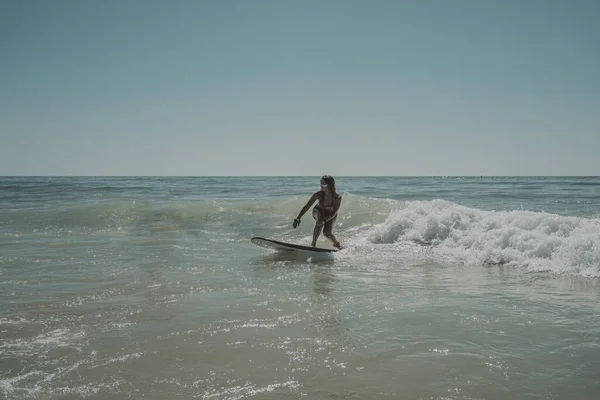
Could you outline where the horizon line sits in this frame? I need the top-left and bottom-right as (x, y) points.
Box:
(2, 175), (599, 178)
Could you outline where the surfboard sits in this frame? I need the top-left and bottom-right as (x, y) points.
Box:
(251, 237), (338, 253)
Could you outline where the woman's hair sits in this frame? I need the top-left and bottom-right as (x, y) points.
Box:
(321, 175), (337, 195)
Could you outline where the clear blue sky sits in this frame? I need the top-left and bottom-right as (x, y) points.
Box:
(1, 0), (598, 176)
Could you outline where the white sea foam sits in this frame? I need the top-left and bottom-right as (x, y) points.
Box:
(308, 252), (335, 263)
(355, 200), (600, 277)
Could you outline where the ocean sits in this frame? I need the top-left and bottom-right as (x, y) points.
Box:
(1, 176), (599, 399)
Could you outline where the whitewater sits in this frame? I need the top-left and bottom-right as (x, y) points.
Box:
(1, 176), (599, 399)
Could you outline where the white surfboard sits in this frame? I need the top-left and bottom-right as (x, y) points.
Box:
(251, 237), (337, 253)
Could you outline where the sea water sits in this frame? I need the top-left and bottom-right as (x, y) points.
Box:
(1, 176), (599, 399)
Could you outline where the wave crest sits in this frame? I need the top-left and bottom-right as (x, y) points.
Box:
(365, 200), (600, 277)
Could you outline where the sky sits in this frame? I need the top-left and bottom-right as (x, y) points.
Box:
(1, 0), (599, 176)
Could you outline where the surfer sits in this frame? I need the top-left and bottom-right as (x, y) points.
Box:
(293, 175), (342, 249)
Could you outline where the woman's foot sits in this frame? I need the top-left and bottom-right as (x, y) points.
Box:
(333, 241), (342, 250)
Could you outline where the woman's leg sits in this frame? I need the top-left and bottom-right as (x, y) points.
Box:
(312, 222), (323, 247)
(323, 217), (341, 249)
(311, 207), (323, 246)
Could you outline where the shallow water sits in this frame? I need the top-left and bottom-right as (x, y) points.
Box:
(1, 177), (599, 399)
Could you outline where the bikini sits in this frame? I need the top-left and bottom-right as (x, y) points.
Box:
(312, 191), (339, 221)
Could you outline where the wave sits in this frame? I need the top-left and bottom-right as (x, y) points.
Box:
(0, 193), (393, 232)
(2, 194), (599, 277)
(356, 199), (600, 277)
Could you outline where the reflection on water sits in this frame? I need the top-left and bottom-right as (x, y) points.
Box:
(248, 251), (350, 348)
(250, 250), (336, 266)
(311, 266), (351, 349)
(313, 266), (335, 298)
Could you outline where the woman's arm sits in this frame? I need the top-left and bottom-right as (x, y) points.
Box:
(296, 192), (320, 219)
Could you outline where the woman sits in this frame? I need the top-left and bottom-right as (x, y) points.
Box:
(293, 175), (342, 249)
